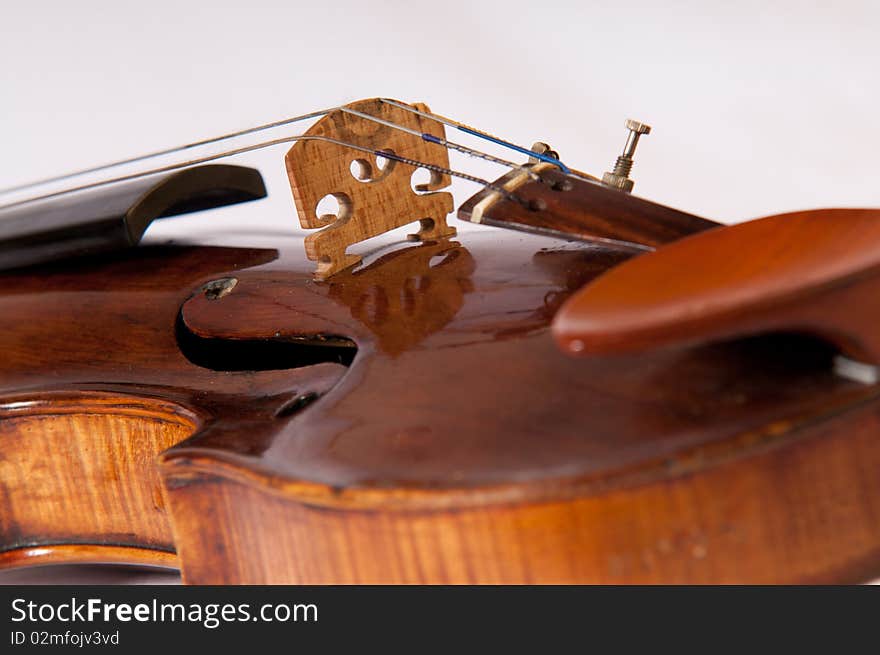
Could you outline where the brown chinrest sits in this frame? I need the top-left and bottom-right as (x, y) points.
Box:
(553, 208), (880, 364)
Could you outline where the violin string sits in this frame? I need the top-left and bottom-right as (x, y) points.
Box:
(0, 107), (339, 196)
(379, 98), (576, 176)
(0, 101), (571, 199)
(338, 107), (542, 182)
(0, 134), (527, 212)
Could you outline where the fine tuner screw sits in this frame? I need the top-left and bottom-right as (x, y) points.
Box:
(602, 119), (651, 193)
(528, 141), (559, 162)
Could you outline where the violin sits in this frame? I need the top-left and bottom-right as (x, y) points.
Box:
(1, 98), (879, 584)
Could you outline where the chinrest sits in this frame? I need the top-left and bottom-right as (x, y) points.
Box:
(554, 208), (880, 365)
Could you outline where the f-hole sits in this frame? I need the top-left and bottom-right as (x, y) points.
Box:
(175, 314), (357, 371)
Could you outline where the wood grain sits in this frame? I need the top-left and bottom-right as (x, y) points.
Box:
(0, 245), (348, 569)
(164, 230), (880, 583)
(165, 395), (880, 584)
(1, 207), (879, 582)
(0, 392), (197, 568)
(286, 99), (455, 279)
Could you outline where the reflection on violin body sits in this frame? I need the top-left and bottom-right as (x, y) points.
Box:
(328, 239), (475, 356)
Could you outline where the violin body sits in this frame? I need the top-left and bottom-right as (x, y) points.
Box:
(3, 224), (880, 583)
(3, 98), (880, 584)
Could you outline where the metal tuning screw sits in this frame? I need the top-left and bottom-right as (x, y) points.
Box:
(602, 119), (651, 193)
(528, 142), (560, 164)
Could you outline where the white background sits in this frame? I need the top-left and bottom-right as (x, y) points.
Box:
(3, 1), (879, 225)
(1, 1), (878, 582)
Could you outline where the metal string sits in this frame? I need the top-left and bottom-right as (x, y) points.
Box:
(0, 101), (574, 198)
(0, 106), (335, 196)
(0, 133), (526, 212)
(338, 107), (542, 182)
(379, 98), (576, 176)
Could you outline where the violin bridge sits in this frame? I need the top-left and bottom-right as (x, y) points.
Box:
(285, 98), (455, 280)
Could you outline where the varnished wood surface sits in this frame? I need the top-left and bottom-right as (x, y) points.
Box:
(458, 166), (719, 249)
(173, 234), (875, 492)
(0, 393), (195, 567)
(0, 245), (347, 571)
(0, 545), (177, 571)
(554, 208), (880, 362)
(1, 217), (880, 582)
(169, 397), (880, 583)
